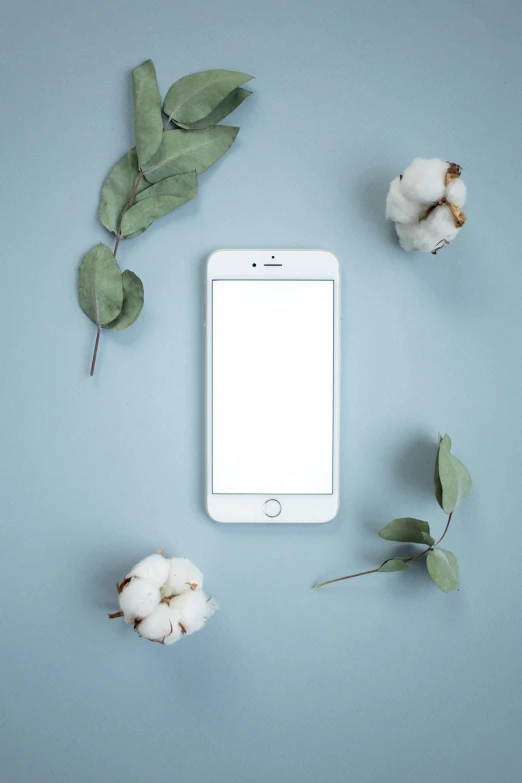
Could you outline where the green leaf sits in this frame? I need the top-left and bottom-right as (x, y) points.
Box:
(439, 433), (452, 450)
(105, 271), (144, 330)
(135, 171), (197, 201)
(378, 518), (435, 546)
(176, 87), (252, 130)
(120, 172), (198, 235)
(78, 243), (123, 326)
(378, 558), (409, 572)
(163, 69), (253, 126)
(123, 228), (147, 240)
(143, 127), (239, 183)
(434, 455), (443, 509)
(426, 549), (459, 592)
(99, 149), (140, 233)
(435, 441), (472, 514)
(132, 60), (163, 169)
(98, 149), (151, 234)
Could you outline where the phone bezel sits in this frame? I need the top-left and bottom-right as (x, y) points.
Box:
(206, 249), (341, 523)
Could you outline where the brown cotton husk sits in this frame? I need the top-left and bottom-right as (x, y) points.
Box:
(445, 162), (462, 184)
(418, 163), (466, 231)
(116, 577), (131, 594)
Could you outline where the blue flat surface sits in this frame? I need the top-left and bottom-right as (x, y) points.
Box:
(2, 1), (522, 781)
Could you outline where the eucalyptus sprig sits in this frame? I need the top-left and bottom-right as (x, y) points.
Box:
(314, 434), (472, 593)
(77, 61), (253, 376)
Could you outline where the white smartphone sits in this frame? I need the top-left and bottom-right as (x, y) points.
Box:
(206, 249), (340, 523)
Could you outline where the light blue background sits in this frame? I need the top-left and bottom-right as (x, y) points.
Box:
(2, 1), (521, 781)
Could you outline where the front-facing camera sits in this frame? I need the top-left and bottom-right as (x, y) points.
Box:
(252, 263), (257, 267)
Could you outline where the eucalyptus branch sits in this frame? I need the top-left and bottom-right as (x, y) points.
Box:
(313, 435), (471, 594)
(313, 512), (454, 589)
(77, 61), (253, 378)
(89, 170), (144, 377)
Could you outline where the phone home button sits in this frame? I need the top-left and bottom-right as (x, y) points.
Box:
(263, 499), (281, 518)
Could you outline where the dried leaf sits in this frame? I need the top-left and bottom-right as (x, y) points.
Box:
(143, 127), (239, 183)
(378, 518), (435, 546)
(99, 149), (140, 234)
(176, 87), (252, 130)
(426, 549), (459, 592)
(105, 270), (144, 330)
(164, 69), (253, 125)
(378, 558), (409, 572)
(435, 439), (472, 514)
(120, 174), (197, 235)
(78, 243), (123, 326)
(132, 60), (163, 169)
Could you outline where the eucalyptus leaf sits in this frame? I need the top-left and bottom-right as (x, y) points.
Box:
(439, 433), (452, 450)
(105, 270), (144, 330)
(143, 127), (239, 183)
(120, 171), (197, 234)
(435, 441), (472, 514)
(176, 87), (252, 130)
(99, 149), (140, 233)
(378, 558), (409, 572)
(123, 228), (147, 240)
(378, 518), (435, 546)
(121, 192), (196, 235)
(164, 69), (253, 125)
(426, 549), (459, 592)
(132, 60), (164, 169)
(78, 243), (123, 326)
(135, 171), (197, 201)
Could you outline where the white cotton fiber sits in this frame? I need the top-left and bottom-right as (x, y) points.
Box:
(387, 157), (467, 254)
(171, 590), (218, 635)
(400, 158), (448, 204)
(127, 554), (170, 587)
(161, 557), (204, 597)
(110, 551), (217, 646)
(445, 177), (467, 207)
(118, 577), (161, 623)
(385, 176), (425, 224)
(424, 204), (461, 247)
(395, 206), (460, 253)
(394, 222), (424, 252)
(136, 603), (183, 645)
(163, 611), (185, 646)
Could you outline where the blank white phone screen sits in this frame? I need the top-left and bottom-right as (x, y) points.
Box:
(212, 280), (334, 494)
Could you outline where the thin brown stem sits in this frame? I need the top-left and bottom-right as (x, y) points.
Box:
(313, 512), (454, 589)
(313, 566), (381, 589)
(113, 233), (121, 258)
(108, 611), (124, 619)
(90, 324), (102, 377)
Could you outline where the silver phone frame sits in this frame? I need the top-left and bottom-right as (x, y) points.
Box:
(205, 249), (341, 523)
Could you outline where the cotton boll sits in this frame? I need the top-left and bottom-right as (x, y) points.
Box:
(171, 590), (218, 635)
(127, 554), (170, 587)
(445, 177), (467, 207)
(385, 176), (425, 224)
(163, 611), (184, 646)
(136, 603), (183, 644)
(118, 577), (161, 623)
(395, 206), (460, 253)
(394, 222), (425, 252)
(400, 158), (448, 204)
(161, 558), (204, 598)
(424, 205), (461, 247)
